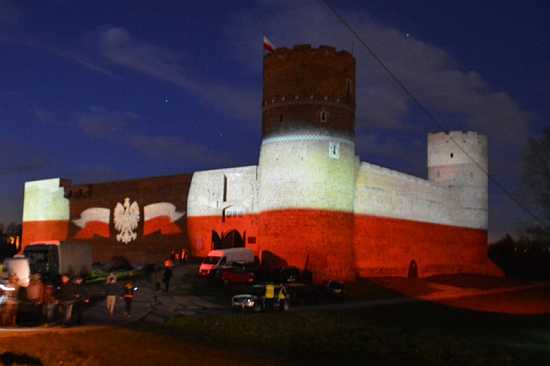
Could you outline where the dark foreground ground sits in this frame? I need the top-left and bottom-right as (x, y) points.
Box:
(0, 285), (549, 366)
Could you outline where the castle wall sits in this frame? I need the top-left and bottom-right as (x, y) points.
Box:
(67, 174), (191, 265)
(256, 137), (357, 282)
(20, 43), (494, 282)
(353, 162), (488, 277)
(22, 178), (70, 247)
(186, 166), (259, 257)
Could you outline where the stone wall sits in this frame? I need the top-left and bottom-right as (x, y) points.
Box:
(186, 166), (259, 257)
(22, 178), (71, 247)
(67, 174), (192, 265)
(353, 161), (488, 277)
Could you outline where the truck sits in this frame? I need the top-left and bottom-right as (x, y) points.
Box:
(198, 248), (255, 278)
(3, 255), (31, 287)
(23, 242), (93, 281)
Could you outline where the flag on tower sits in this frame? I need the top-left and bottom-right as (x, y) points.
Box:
(263, 35), (275, 53)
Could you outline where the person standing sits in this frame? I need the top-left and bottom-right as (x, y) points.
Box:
(162, 266), (173, 292)
(122, 281), (135, 318)
(264, 283), (275, 312)
(57, 274), (76, 327)
(43, 283), (58, 326)
(152, 265), (162, 305)
(73, 277), (89, 325)
(105, 273), (118, 318)
(277, 284), (288, 312)
(26, 274), (45, 324)
(2, 274), (19, 326)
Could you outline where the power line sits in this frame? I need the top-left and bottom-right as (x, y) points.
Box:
(318, 0), (547, 227)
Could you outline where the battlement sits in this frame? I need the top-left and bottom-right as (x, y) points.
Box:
(428, 131), (487, 146)
(262, 43), (356, 140)
(266, 44), (353, 60)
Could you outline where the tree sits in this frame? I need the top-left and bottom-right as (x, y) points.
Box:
(523, 128), (550, 238)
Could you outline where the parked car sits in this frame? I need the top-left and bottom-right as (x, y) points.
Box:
(326, 280), (344, 296)
(232, 284), (291, 312)
(286, 282), (320, 306)
(220, 264), (256, 285)
(280, 266), (301, 283)
(231, 294), (262, 312)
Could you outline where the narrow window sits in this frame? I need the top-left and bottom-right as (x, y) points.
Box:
(223, 175), (228, 202)
(320, 110), (328, 123)
(328, 141), (340, 159)
(346, 78), (353, 98)
(279, 114), (284, 122)
(450, 153), (454, 158)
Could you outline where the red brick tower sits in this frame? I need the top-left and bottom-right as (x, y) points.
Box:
(257, 44), (357, 283)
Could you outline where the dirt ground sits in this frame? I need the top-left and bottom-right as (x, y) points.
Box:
(0, 326), (279, 366)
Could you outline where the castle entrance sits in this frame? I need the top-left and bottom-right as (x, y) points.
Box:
(211, 229), (245, 250)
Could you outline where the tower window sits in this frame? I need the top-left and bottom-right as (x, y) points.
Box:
(328, 141), (340, 159)
(346, 79), (353, 98)
(320, 110), (328, 123)
(223, 175), (228, 202)
(450, 153), (454, 158)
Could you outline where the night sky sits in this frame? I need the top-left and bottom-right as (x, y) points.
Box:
(1, 0), (548, 241)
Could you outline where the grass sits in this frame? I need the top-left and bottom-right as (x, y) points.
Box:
(159, 297), (550, 366)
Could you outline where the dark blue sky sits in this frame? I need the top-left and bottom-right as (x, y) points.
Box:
(1, 0), (548, 240)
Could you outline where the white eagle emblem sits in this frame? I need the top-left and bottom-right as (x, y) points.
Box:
(114, 197), (140, 244)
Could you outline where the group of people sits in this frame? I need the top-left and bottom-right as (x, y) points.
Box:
(103, 273), (137, 319)
(169, 248), (188, 264)
(263, 283), (288, 311)
(0, 258), (179, 327)
(0, 273), (89, 327)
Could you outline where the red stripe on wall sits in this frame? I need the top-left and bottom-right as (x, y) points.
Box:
(143, 216), (183, 236)
(22, 220), (69, 248)
(258, 209), (356, 283)
(354, 214), (488, 278)
(186, 209), (491, 283)
(73, 221), (110, 239)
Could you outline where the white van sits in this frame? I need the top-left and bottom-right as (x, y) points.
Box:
(199, 248), (254, 277)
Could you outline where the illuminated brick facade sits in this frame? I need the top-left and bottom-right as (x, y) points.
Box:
(22, 44), (496, 282)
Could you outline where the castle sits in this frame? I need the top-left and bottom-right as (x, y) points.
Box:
(21, 44), (496, 282)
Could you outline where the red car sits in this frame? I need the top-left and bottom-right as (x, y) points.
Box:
(220, 265), (255, 285)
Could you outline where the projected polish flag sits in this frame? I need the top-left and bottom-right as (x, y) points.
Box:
(143, 202), (185, 236)
(73, 207), (110, 239)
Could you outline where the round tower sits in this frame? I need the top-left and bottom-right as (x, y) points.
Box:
(427, 131), (488, 230)
(257, 44), (357, 283)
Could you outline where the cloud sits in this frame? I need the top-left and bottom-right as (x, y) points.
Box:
(0, 33), (115, 77)
(0, 142), (48, 176)
(76, 108), (236, 167)
(0, 0), (20, 25)
(127, 135), (236, 167)
(77, 108), (140, 139)
(224, 1), (531, 144)
(97, 26), (259, 122)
